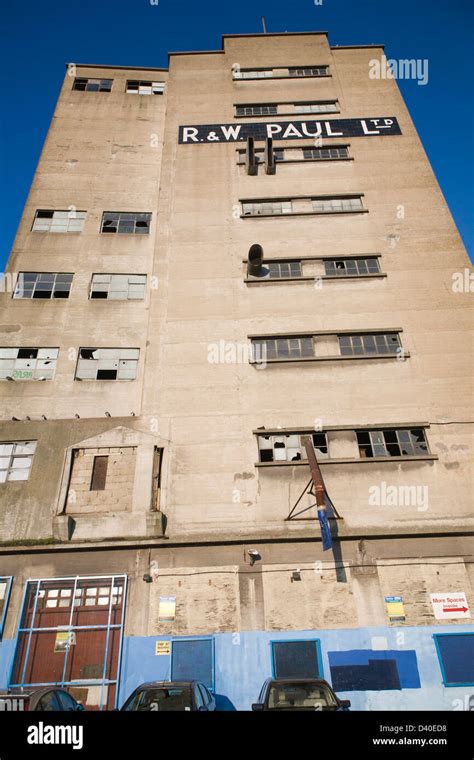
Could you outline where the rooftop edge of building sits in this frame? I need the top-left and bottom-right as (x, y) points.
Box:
(66, 31), (385, 72)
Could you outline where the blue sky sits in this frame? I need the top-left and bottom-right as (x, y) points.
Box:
(1, 0), (473, 268)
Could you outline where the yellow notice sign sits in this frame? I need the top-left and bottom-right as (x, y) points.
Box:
(385, 596), (405, 622)
(54, 630), (75, 653)
(155, 641), (171, 656)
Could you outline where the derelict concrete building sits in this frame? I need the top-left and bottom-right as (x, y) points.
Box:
(0, 32), (472, 711)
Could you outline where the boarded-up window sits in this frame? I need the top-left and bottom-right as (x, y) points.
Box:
(272, 640), (321, 679)
(90, 456), (108, 491)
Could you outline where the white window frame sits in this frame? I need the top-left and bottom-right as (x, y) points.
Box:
(0, 441), (37, 482)
(258, 433), (328, 463)
(76, 348), (140, 381)
(312, 197), (364, 213)
(0, 348), (59, 381)
(32, 210), (86, 233)
(89, 274), (147, 301)
(294, 102), (338, 114)
(242, 200), (293, 216)
(126, 80), (165, 95)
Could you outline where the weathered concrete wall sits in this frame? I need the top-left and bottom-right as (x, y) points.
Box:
(66, 446), (137, 514)
(0, 65), (167, 420)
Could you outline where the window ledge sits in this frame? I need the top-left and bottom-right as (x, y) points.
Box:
(250, 353), (409, 364)
(256, 455), (438, 467)
(323, 273), (387, 280)
(241, 210), (368, 219)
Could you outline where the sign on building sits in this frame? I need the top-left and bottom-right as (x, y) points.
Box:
(155, 641), (171, 656)
(179, 116), (401, 144)
(54, 629), (76, 653)
(385, 596), (406, 622)
(158, 596), (176, 622)
(430, 593), (470, 620)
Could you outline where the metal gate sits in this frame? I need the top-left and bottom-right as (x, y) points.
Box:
(10, 574), (127, 710)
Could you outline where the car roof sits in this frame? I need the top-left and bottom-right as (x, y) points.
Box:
(266, 678), (332, 685)
(136, 681), (199, 688)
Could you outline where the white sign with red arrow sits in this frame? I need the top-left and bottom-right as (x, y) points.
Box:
(430, 592), (471, 620)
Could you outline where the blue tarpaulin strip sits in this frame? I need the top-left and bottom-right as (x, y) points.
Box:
(318, 508), (333, 551)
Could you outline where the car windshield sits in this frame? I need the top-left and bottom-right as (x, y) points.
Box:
(125, 687), (193, 711)
(267, 682), (338, 710)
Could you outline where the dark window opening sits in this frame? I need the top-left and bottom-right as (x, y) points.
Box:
(357, 428), (429, 458)
(90, 456), (108, 491)
(272, 640), (321, 679)
(96, 369), (117, 380)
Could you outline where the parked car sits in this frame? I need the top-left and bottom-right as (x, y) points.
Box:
(121, 681), (216, 711)
(252, 678), (351, 711)
(0, 687), (84, 712)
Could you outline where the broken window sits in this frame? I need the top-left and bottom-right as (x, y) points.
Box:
(242, 200), (292, 216)
(14, 273), (73, 300)
(233, 65), (329, 80)
(0, 348), (58, 381)
(303, 146), (349, 160)
(235, 104), (278, 116)
(32, 210), (86, 233)
(90, 274), (147, 300)
(90, 456), (108, 491)
(233, 68), (274, 79)
(294, 102), (338, 113)
(252, 336), (314, 361)
(356, 428), (429, 458)
(0, 441), (37, 482)
(76, 348), (139, 380)
(258, 433), (328, 463)
(151, 446), (163, 510)
(324, 258), (380, 277)
(338, 333), (401, 356)
(288, 66), (329, 77)
(100, 212), (151, 235)
(72, 78), (112, 92)
(312, 197), (364, 213)
(126, 80), (165, 95)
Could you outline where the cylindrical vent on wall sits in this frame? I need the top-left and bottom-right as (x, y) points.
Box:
(248, 244), (264, 276)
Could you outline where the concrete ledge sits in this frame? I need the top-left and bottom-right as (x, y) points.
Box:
(146, 511), (166, 537)
(1, 523), (472, 555)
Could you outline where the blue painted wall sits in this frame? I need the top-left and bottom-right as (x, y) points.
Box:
(117, 624), (474, 711)
(0, 637), (17, 690)
(1, 624), (473, 710)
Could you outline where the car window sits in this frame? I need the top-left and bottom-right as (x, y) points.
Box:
(194, 685), (205, 709)
(56, 691), (77, 711)
(257, 681), (268, 703)
(123, 687), (193, 711)
(267, 682), (338, 710)
(36, 691), (62, 711)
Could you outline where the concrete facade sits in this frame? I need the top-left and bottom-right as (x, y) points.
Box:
(0, 32), (472, 710)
